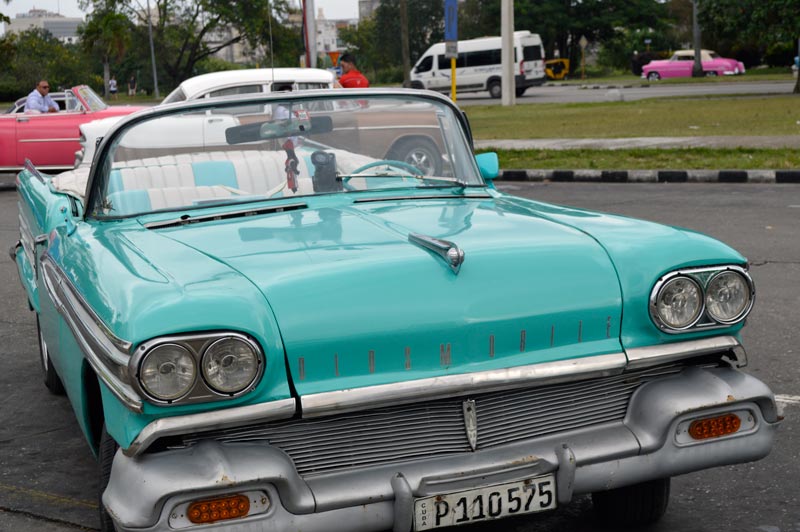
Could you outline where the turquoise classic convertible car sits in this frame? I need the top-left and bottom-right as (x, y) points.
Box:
(12, 89), (779, 532)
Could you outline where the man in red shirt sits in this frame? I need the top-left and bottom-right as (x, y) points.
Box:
(337, 53), (370, 88)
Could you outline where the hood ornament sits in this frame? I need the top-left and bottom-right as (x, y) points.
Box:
(408, 233), (465, 274)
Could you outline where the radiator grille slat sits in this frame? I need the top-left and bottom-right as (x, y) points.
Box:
(171, 364), (689, 476)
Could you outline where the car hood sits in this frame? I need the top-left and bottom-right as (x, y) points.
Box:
(156, 195), (624, 395)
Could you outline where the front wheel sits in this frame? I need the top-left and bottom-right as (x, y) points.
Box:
(705, 71), (719, 77)
(98, 426), (119, 532)
(592, 477), (670, 527)
(647, 72), (661, 81)
(36, 316), (65, 395)
(488, 80), (502, 99)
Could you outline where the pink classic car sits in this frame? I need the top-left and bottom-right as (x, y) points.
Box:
(642, 50), (745, 81)
(0, 85), (145, 172)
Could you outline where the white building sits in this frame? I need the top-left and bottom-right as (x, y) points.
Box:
(5, 9), (83, 44)
(316, 8), (357, 54)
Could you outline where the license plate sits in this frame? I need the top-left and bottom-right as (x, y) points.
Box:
(413, 475), (556, 531)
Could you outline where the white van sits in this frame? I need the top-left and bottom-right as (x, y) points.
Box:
(410, 31), (546, 98)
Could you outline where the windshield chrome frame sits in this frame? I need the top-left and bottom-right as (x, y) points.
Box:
(84, 89), (484, 221)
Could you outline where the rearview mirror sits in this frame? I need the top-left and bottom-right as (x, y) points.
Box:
(225, 115), (334, 144)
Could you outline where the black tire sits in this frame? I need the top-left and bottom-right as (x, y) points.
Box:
(389, 137), (442, 177)
(647, 72), (661, 81)
(592, 478), (670, 527)
(410, 81), (425, 90)
(515, 87), (527, 97)
(98, 426), (119, 532)
(705, 71), (718, 77)
(488, 80), (502, 99)
(36, 316), (65, 395)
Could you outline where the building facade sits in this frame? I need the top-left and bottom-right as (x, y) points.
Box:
(5, 9), (83, 44)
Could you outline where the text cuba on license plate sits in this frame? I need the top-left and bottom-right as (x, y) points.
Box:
(413, 474), (556, 530)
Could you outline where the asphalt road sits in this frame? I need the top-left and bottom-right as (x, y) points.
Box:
(456, 80), (796, 105)
(0, 183), (798, 532)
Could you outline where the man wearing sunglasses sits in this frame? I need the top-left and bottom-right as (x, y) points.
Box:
(24, 80), (60, 113)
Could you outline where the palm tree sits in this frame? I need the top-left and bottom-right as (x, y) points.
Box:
(80, 10), (132, 98)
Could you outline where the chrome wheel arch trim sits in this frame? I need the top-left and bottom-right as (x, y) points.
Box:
(40, 255), (142, 412)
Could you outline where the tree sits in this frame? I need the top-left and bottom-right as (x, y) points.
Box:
(0, 28), (93, 100)
(459, 0), (669, 74)
(79, 10), (133, 97)
(79, 0), (302, 91)
(700, 0), (800, 93)
(374, 0), (445, 64)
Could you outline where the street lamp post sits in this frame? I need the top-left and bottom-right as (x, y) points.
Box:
(691, 0), (703, 77)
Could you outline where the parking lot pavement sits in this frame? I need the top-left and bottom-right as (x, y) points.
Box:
(1, 184), (798, 532)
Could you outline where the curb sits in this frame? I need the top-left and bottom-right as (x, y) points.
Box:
(498, 169), (800, 184)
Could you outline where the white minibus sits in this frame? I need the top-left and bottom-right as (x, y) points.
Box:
(410, 31), (546, 98)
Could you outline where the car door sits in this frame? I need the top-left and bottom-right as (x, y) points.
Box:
(412, 55), (437, 90)
(15, 110), (85, 169)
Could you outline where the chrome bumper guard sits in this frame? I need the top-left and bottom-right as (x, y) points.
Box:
(105, 366), (779, 532)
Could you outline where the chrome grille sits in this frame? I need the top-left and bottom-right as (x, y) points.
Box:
(172, 364), (688, 476)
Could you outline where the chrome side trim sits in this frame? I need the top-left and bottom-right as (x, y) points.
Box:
(301, 352), (628, 418)
(124, 398), (297, 457)
(40, 256), (142, 412)
(19, 137), (81, 143)
(408, 233), (465, 274)
(625, 335), (742, 370)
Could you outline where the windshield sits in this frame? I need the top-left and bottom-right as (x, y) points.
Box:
(76, 86), (107, 112)
(90, 94), (483, 219)
(161, 87), (187, 105)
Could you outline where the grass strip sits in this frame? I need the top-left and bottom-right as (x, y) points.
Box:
(484, 148), (800, 170)
(466, 95), (800, 139)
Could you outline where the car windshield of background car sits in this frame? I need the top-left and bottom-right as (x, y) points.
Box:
(161, 87), (188, 105)
(76, 86), (107, 112)
(90, 95), (483, 219)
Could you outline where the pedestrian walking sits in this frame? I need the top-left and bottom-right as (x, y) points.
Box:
(128, 75), (137, 96)
(109, 75), (118, 99)
(336, 53), (369, 88)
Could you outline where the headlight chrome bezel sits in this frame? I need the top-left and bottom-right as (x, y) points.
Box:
(650, 265), (755, 334)
(130, 331), (265, 406)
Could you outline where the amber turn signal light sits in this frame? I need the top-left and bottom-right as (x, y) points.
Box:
(187, 494), (250, 524)
(688, 413), (741, 440)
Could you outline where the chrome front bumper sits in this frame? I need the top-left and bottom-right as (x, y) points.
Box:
(104, 366), (780, 532)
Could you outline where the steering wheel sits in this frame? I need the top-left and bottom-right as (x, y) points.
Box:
(348, 159), (422, 178)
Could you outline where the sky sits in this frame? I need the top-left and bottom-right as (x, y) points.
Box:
(1, 0), (360, 32)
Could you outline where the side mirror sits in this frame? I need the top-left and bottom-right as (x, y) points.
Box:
(475, 152), (499, 180)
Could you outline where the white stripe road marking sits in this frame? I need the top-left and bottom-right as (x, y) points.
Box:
(775, 394), (800, 405)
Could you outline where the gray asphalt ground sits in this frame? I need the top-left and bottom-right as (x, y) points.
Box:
(1, 183), (798, 532)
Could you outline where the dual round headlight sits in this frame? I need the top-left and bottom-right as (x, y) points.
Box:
(651, 268), (753, 332)
(139, 336), (262, 403)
